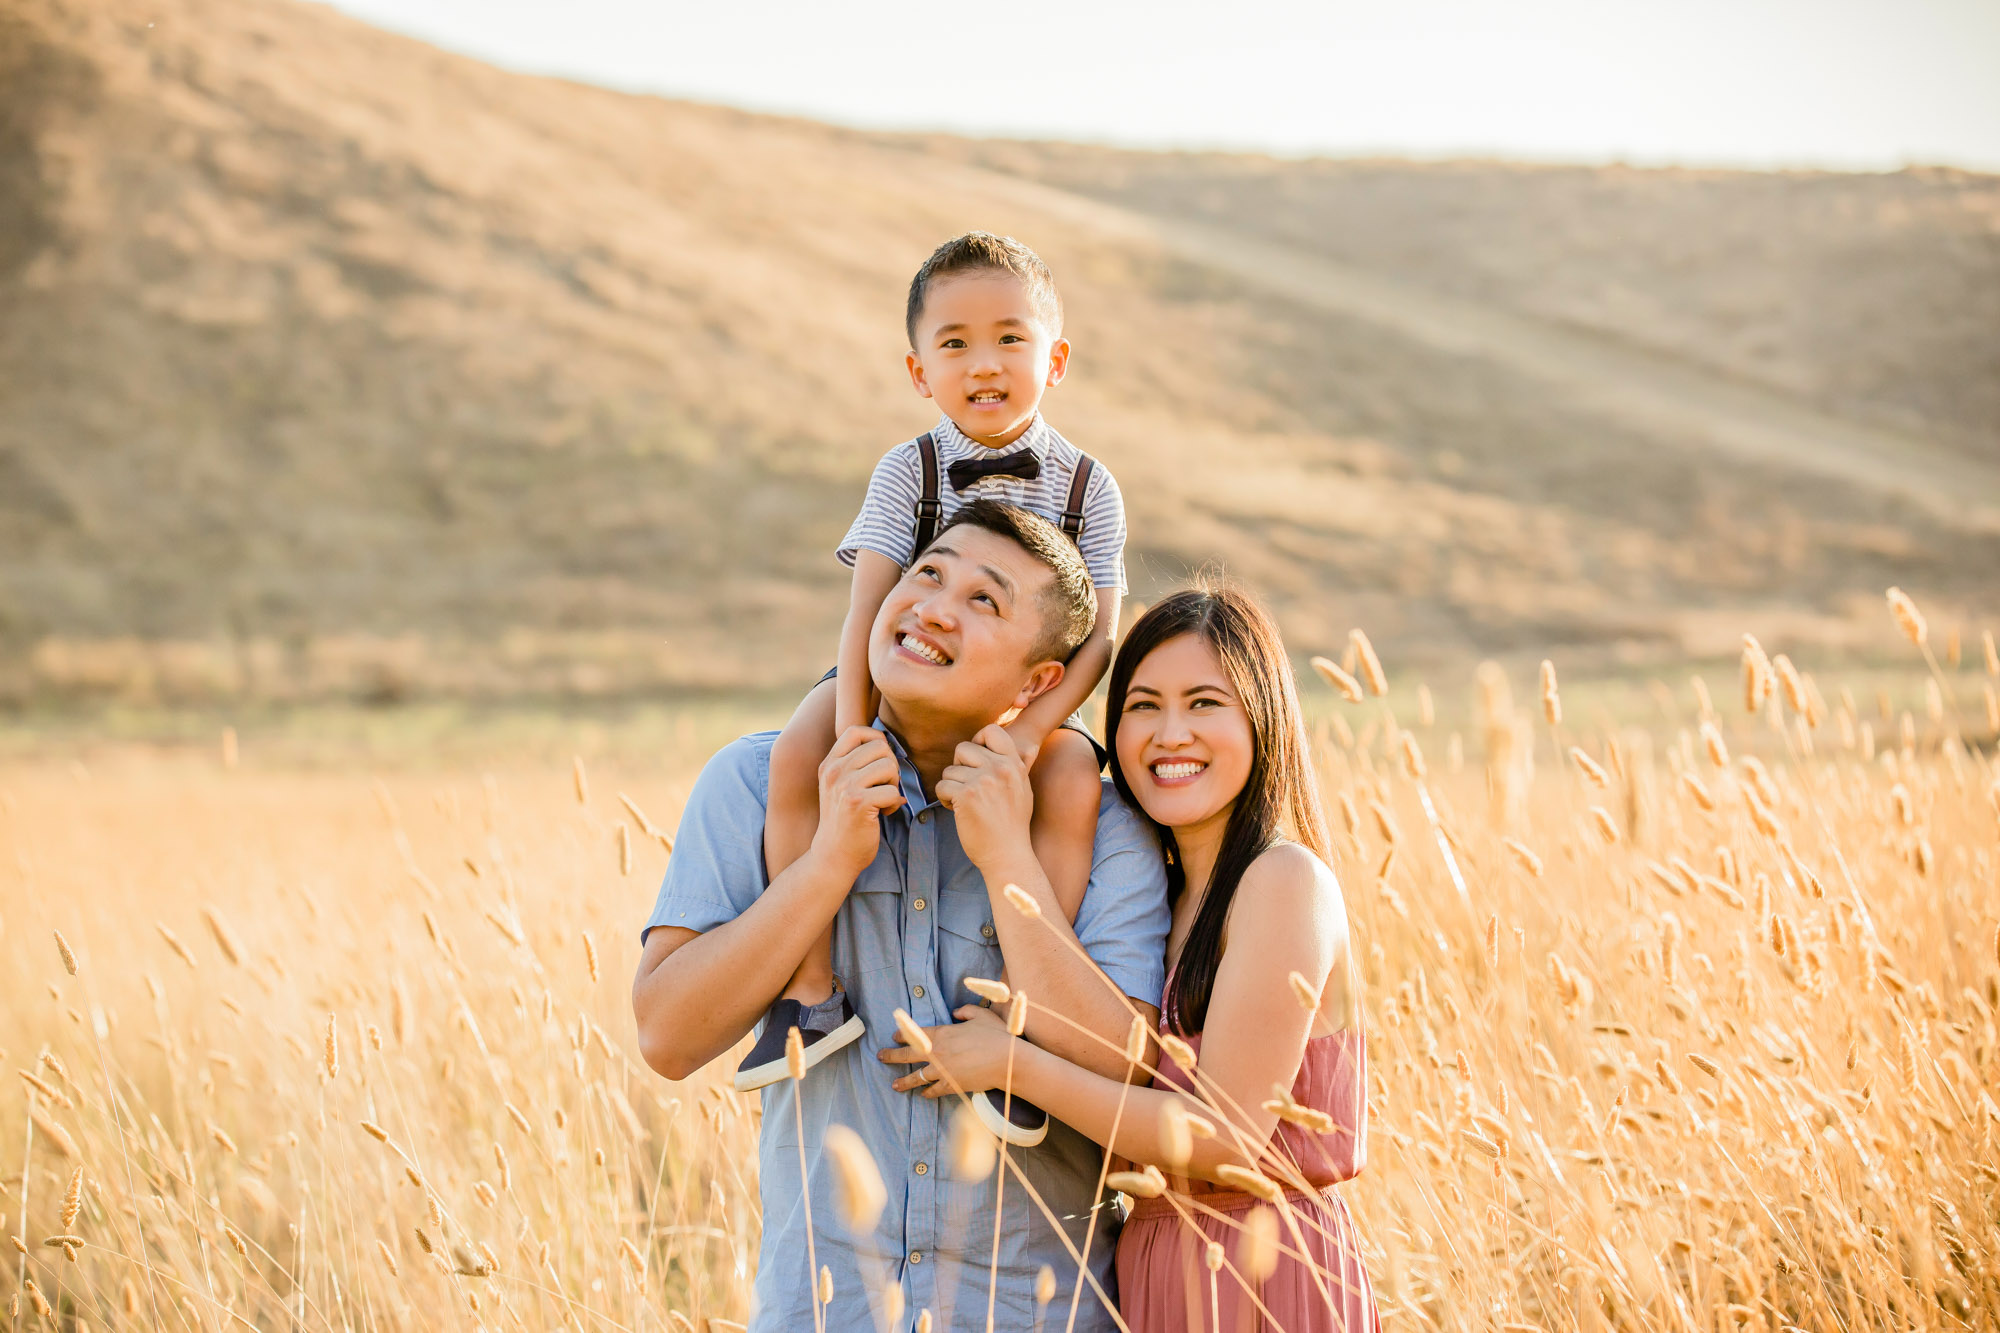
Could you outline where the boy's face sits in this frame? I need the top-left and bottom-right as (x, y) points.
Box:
(906, 272), (1069, 449)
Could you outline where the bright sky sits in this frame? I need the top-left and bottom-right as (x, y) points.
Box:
(326, 0), (2000, 171)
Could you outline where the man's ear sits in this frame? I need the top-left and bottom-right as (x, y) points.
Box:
(906, 350), (934, 400)
(1012, 659), (1066, 713)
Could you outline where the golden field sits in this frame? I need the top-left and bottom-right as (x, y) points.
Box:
(3, 617), (1998, 1331)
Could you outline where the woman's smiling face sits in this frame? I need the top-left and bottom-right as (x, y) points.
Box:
(1114, 632), (1254, 832)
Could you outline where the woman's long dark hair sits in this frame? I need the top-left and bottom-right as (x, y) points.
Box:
(1106, 585), (1335, 1037)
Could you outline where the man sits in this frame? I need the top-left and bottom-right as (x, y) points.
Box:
(633, 500), (1169, 1332)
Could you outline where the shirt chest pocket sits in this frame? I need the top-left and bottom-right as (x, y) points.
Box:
(936, 887), (1004, 1010)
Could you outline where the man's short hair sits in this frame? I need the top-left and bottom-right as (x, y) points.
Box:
(905, 232), (1064, 346)
(925, 500), (1095, 664)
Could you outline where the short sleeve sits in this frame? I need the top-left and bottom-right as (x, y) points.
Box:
(1071, 783), (1169, 1007)
(836, 445), (922, 570)
(1076, 464), (1127, 593)
(639, 734), (775, 943)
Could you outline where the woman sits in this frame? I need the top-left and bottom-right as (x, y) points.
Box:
(885, 586), (1378, 1330)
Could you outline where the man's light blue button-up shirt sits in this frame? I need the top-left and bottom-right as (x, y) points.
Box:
(643, 728), (1170, 1333)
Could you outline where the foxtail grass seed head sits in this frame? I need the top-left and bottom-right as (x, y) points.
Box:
(785, 1026), (806, 1081)
(323, 1013), (339, 1079)
(964, 976), (1011, 1005)
(1002, 883), (1042, 918)
(1569, 747), (1608, 788)
(1310, 656), (1363, 704)
(1589, 806), (1620, 844)
(1700, 721), (1729, 768)
(1485, 915), (1501, 969)
(1681, 771), (1715, 811)
(882, 1285), (906, 1327)
(1244, 1206), (1280, 1279)
(1741, 635), (1773, 712)
(60, 1166), (82, 1230)
(1205, 1241), (1225, 1272)
(1107, 1165), (1168, 1198)
(1773, 655), (1807, 714)
(824, 1124), (886, 1233)
(1504, 839), (1543, 877)
(1036, 1265), (1057, 1306)
(618, 823), (632, 875)
(1126, 1014), (1150, 1064)
(1401, 732), (1427, 780)
(1289, 970), (1319, 1013)
(1983, 628), (1999, 675)
(377, 1239), (399, 1276)
(1006, 990), (1028, 1036)
(1215, 1164), (1284, 1202)
(53, 929), (77, 976)
(917, 1311), (935, 1333)
(950, 1103), (997, 1181)
(582, 931), (599, 983)
(1539, 660), (1561, 725)
(1886, 587), (1926, 647)
(894, 1008), (933, 1055)
(1160, 1032), (1198, 1070)
(202, 909), (243, 966)
(1160, 1100), (1195, 1164)
(572, 755), (589, 804)
(157, 921), (197, 969)
(818, 1265), (833, 1306)
(1350, 629), (1388, 696)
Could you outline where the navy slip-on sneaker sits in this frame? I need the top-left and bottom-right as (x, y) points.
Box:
(974, 1087), (1049, 1147)
(733, 992), (865, 1092)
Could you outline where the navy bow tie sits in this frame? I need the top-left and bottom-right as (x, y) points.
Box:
(949, 448), (1041, 491)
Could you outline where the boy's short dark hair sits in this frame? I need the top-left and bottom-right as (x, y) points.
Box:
(926, 500), (1095, 664)
(905, 232), (1064, 346)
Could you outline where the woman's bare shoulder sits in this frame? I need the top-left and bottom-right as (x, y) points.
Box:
(1229, 842), (1345, 942)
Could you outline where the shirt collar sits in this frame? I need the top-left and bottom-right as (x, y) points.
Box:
(870, 716), (938, 816)
(935, 412), (1050, 461)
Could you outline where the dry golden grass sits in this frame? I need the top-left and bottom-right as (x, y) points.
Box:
(2, 617), (1997, 1329)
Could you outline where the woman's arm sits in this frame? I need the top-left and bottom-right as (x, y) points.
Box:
(833, 551), (905, 733)
(888, 844), (1350, 1183)
(1006, 587), (1121, 758)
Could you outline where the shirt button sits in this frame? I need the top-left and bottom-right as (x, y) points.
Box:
(981, 924), (995, 939)
(912, 985), (926, 1000)
(914, 1162), (929, 1176)
(909, 1250), (923, 1265)
(916, 809), (930, 824)
(913, 898), (927, 912)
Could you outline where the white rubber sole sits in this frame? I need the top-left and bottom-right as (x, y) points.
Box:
(733, 1014), (866, 1092)
(973, 1091), (1050, 1147)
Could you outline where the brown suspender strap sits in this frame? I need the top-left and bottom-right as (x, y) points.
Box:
(911, 432), (942, 555)
(1060, 452), (1096, 545)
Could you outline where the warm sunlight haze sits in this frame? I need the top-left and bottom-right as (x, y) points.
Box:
(325, 0), (2000, 169)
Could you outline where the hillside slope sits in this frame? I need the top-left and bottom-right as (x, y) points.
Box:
(4, 0), (1997, 703)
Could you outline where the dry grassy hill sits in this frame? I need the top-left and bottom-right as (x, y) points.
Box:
(4, 0), (1997, 706)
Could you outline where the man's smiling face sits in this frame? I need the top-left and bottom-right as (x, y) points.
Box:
(868, 524), (1063, 723)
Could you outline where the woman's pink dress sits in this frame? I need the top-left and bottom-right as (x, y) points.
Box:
(1114, 1024), (1379, 1331)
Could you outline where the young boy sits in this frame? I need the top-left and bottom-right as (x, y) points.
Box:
(737, 233), (1126, 1146)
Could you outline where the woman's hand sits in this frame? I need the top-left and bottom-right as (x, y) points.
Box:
(878, 1005), (1023, 1098)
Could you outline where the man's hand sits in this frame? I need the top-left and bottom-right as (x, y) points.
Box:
(809, 728), (904, 875)
(934, 724), (1036, 872)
